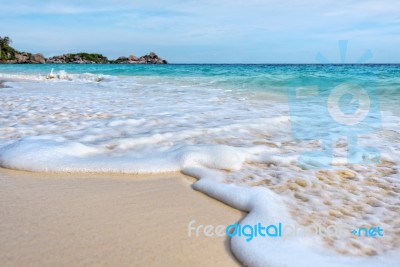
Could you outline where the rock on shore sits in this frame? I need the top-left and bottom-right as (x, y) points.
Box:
(46, 53), (109, 64)
(0, 37), (168, 64)
(45, 52), (167, 64)
(3, 52), (46, 64)
(111, 52), (167, 64)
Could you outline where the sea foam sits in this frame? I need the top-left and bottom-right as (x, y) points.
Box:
(0, 71), (399, 266)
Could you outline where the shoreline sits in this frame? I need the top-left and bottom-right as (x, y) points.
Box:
(0, 66), (399, 266)
(0, 168), (244, 267)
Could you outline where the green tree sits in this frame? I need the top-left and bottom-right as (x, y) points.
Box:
(0, 36), (15, 60)
(0, 36), (12, 49)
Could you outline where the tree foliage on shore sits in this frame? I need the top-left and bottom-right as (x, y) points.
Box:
(63, 53), (109, 63)
(0, 36), (11, 48)
(0, 36), (18, 60)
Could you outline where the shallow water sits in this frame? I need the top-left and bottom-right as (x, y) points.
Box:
(0, 64), (399, 266)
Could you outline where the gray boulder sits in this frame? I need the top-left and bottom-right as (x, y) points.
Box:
(15, 53), (29, 63)
(30, 53), (46, 63)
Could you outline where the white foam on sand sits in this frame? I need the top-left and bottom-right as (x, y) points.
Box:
(0, 72), (399, 266)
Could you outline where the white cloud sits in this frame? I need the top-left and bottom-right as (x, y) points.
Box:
(1, 0), (399, 62)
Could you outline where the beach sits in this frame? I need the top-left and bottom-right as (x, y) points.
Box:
(2, 0), (400, 264)
(0, 64), (399, 266)
(0, 168), (243, 267)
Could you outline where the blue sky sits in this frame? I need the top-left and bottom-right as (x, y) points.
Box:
(1, 0), (399, 63)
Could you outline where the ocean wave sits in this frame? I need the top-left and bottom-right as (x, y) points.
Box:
(0, 69), (115, 83)
(0, 68), (399, 266)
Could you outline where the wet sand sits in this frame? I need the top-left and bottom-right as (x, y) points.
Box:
(0, 168), (243, 267)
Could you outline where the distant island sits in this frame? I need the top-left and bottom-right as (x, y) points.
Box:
(0, 36), (167, 64)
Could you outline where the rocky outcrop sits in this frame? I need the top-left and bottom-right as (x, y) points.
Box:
(110, 52), (167, 64)
(15, 53), (46, 64)
(0, 36), (168, 64)
(44, 52), (167, 64)
(46, 53), (109, 64)
(2, 52), (46, 64)
(141, 52), (168, 64)
(14, 53), (29, 63)
(30, 53), (46, 63)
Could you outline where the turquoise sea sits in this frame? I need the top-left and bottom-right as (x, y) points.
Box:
(0, 64), (399, 266)
(1, 64), (399, 106)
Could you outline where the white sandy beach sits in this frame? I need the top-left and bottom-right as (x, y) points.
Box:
(0, 67), (399, 266)
(0, 168), (243, 267)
